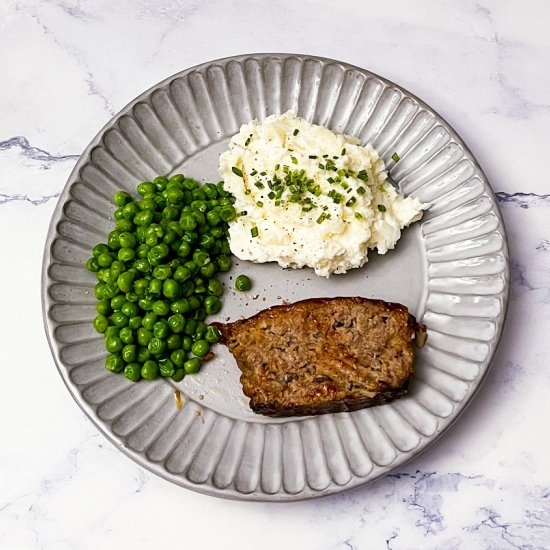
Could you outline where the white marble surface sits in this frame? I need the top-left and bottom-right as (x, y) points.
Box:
(1, 0), (549, 548)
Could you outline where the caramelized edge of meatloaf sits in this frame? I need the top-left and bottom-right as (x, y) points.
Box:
(213, 297), (421, 417)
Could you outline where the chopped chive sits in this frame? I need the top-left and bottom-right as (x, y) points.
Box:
(244, 135), (252, 146)
(274, 164), (280, 171)
(257, 201), (264, 207)
(392, 152), (400, 162)
(357, 186), (366, 195)
(346, 196), (357, 207)
(327, 177), (334, 184)
(316, 213), (326, 224)
(260, 171), (267, 176)
(250, 169), (258, 176)
(293, 128), (299, 136)
(254, 181), (264, 189)
(318, 163), (325, 170)
(357, 170), (368, 182)
(251, 226), (259, 238)
(268, 191), (276, 200)
(232, 166), (243, 177)
(354, 212), (363, 220)
(341, 148), (346, 155)
(322, 154), (329, 159)
(291, 156), (298, 165)
(378, 204), (387, 212)
(308, 155), (318, 159)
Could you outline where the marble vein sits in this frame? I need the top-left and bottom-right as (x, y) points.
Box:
(0, 136), (79, 166)
(495, 191), (550, 208)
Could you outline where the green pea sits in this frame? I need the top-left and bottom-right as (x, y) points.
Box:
(148, 278), (163, 295)
(134, 209), (154, 226)
(103, 281), (119, 299)
(166, 188), (184, 204)
(152, 300), (170, 316)
(203, 182), (218, 199)
(204, 295), (221, 315)
(117, 272), (135, 293)
(219, 205), (237, 222)
(134, 278), (149, 296)
(141, 360), (159, 380)
(93, 243), (109, 257)
(206, 211), (221, 226)
(114, 191), (131, 207)
(154, 175), (169, 190)
(191, 199), (208, 213)
(141, 312), (157, 331)
(122, 344), (136, 363)
(168, 313), (185, 333)
(119, 231), (136, 248)
(176, 242), (191, 259)
(205, 326), (220, 344)
(106, 336), (123, 353)
(124, 362), (141, 382)
(188, 295), (202, 310)
(159, 358), (175, 377)
(153, 321), (169, 339)
(121, 301), (138, 318)
(170, 298), (190, 314)
(211, 227), (225, 238)
(137, 346), (151, 363)
(140, 199), (156, 211)
(184, 357), (201, 374)
(138, 297), (154, 311)
(104, 326), (119, 340)
(180, 214), (196, 231)
(137, 182), (155, 196)
(191, 339), (209, 357)
(192, 308), (207, 321)
(129, 316), (143, 330)
(194, 277), (207, 294)
(183, 260), (199, 275)
(184, 318), (197, 336)
(119, 327), (134, 344)
(148, 337), (166, 356)
(126, 292), (138, 304)
(171, 368), (185, 382)
(180, 281), (195, 297)
(97, 252), (114, 268)
(183, 178), (198, 191)
(115, 218), (134, 232)
(182, 335), (193, 351)
(106, 354), (124, 373)
(93, 314), (109, 333)
(207, 279), (224, 297)
(153, 265), (172, 280)
(191, 210), (206, 227)
(96, 299), (112, 316)
(170, 349), (186, 368)
(169, 257), (181, 270)
(111, 311), (129, 328)
(136, 244), (150, 258)
(86, 257), (100, 273)
(137, 327), (153, 346)
(235, 274), (252, 291)
(122, 202), (139, 220)
(97, 268), (111, 283)
(150, 243), (169, 260)
(174, 266), (192, 283)
(193, 250), (210, 267)
(195, 321), (207, 338)
(216, 255), (232, 272)
(169, 174), (184, 185)
(200, 262), (216, 278)
(163, 206), (180, 220)
(163, 279), (180, 299)
(221, 242), (231, 255)
(109, 261), (124, 280)
(118, 247), (136, 262)
(167, 334), (182, 350)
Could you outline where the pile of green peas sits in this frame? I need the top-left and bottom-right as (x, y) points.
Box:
(86, 174), (237, 382)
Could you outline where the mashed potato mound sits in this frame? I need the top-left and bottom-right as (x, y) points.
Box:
(219, 111), (427, 277)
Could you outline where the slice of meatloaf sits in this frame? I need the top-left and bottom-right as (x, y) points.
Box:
(213, 297), (423, 417)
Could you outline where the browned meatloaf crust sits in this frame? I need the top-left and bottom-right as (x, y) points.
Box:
(213, 297), (422, 417)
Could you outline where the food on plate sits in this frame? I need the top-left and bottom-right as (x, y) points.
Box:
(234, 274), (252, 291)
(219, 111), (427, 277)
(213, 297), (424, 417)
(85, 174), (242, 382)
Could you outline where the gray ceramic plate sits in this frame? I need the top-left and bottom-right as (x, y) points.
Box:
(42, 53), (509, 501)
